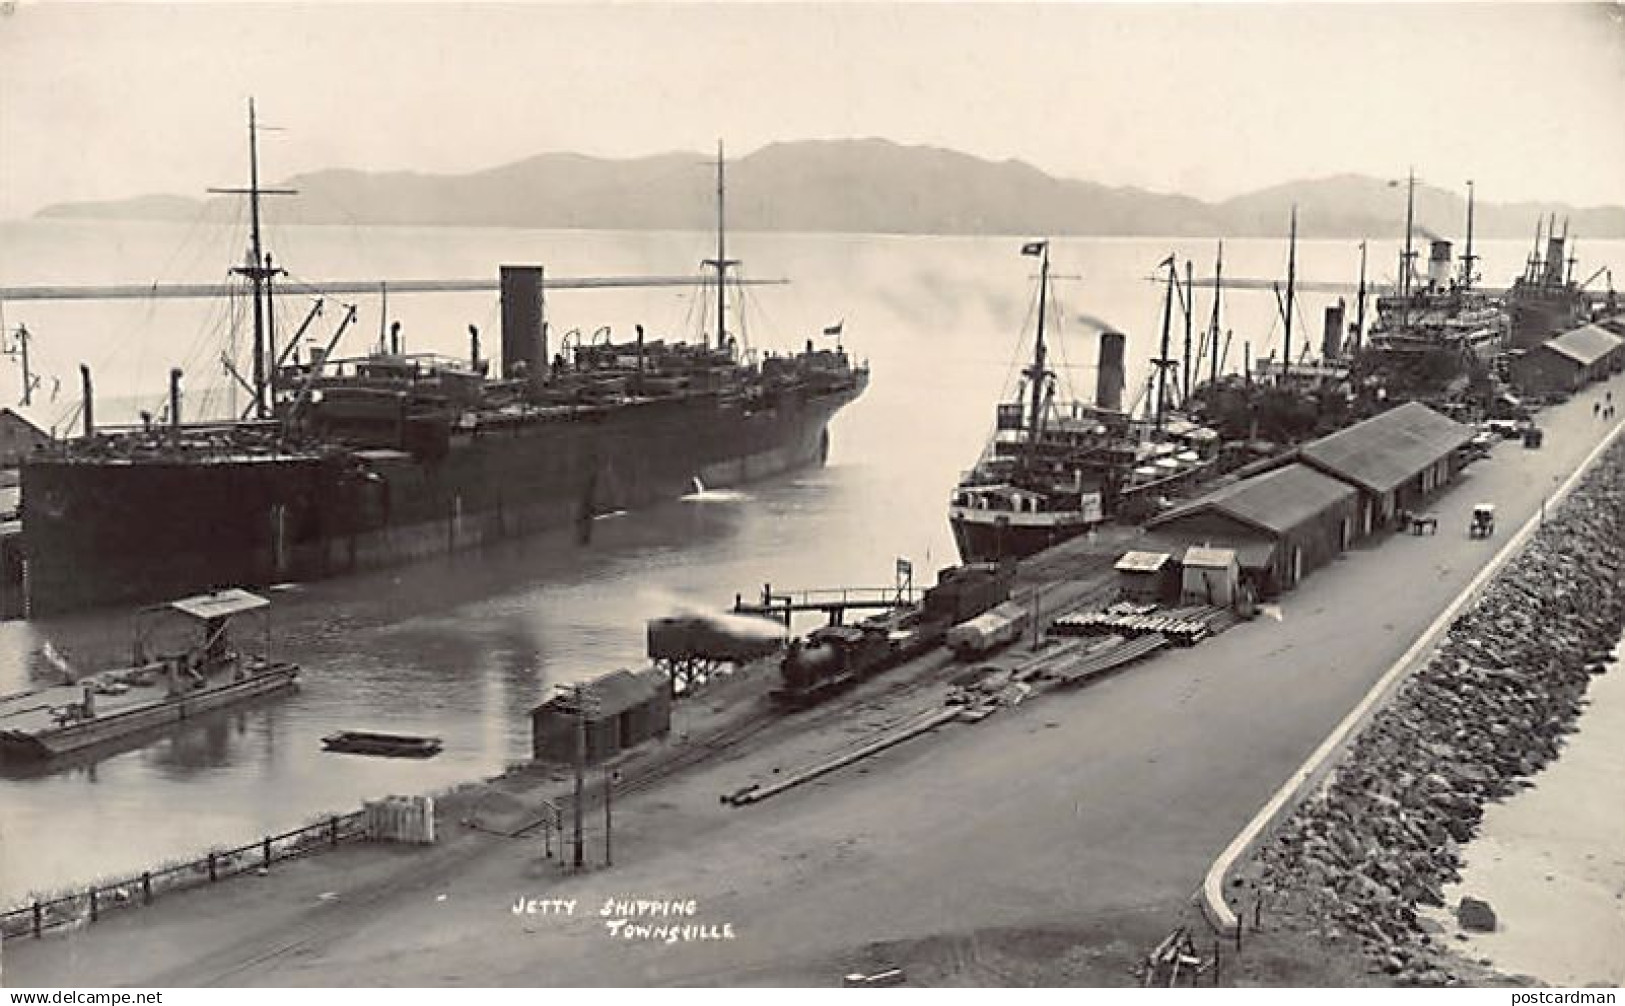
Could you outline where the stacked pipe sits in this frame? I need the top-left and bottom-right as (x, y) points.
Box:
(1052, 610), (1210, 646)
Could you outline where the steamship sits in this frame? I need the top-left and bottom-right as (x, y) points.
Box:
(19, 117), (867, 615)
(948, 242), (1215, 563)
(1354, 176), (1506, 402)
(1505, 216), (1601, 348)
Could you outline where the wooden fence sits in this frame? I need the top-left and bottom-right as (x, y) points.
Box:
(0, 810), (367, 941)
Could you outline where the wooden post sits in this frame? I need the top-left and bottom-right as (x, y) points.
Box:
(1212, 939), (1221, 986)
(141, 872), (152, 906)
(31, 902), (41, 938)
(262, 836), (273, 869)
(1253, 894), (1263, 931)
(88, 889), (98, 922)
(603, 767), (614, 868)
(330, 816), (340, 846)
(208, 852), (218, 882)
(573, 685), (586, 871)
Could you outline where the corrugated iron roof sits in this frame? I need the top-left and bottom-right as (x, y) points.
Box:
(1298, 402), (1474, 496)
(1545, 324), (1624, 367)
(1115, 550), (1170, 573)
(537, 668), (664, 719)
(1150, 463), (1356, 537)
(1183, 546), (1237, 568)
(167, 588), (270, 621)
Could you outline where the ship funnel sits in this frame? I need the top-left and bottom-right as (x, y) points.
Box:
(80, 364), (94, 438)
(500, 265), (547, 383)
(1096, 331), (1126, 412)
(169, 368), (183, 435)
(1544, 235), (1567, 285)
(1322, 300), (1346, 360)
(1428, 240), (1453, 289)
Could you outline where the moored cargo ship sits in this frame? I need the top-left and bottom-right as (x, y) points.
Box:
(949, 242), (1216, 563)
(18, 116), (867, 615)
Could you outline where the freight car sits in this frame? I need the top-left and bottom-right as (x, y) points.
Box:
(945, 600), (1031, 659)
(772, 562), (1014, 705)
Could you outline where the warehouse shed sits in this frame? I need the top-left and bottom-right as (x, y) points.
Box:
(531, 667), (671, 764)
(1146, 462), (1358, 596)
(1296, 402), (1474, 535)
(1508, 324), (1625, 399)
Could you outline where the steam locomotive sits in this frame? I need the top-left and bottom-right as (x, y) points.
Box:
(773, 562), (1015, 705)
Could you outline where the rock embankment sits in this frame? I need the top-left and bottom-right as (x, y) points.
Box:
(1253, 443), (1625, 986)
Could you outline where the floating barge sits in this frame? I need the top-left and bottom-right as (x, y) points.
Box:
(0, 589), (298, 762)
(322, 731), (442, 758)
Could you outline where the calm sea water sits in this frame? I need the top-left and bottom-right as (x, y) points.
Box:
(0, 218), (1620, 902)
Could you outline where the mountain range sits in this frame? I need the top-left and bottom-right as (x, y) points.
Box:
(34, 138), (1625, 240)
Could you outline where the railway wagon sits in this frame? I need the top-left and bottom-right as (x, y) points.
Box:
(945, 600), (1031, 659)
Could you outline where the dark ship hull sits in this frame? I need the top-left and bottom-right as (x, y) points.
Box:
(949, 512), (1095, 564)
(21, 380), (863, 614)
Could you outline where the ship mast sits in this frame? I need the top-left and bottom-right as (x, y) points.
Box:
(1182, 260), (1194, 406)
(1353, 240), (1368, 353)
(700, 140), (738, 354)
(1208, 241), (1223, 387)
(1024, 241), (1051, 462)
(1399, 168), (1416, 330)
(5, 323), (33, 406)
(1460, 180), (1477, 290)
(210, 98), (293, 419)
(1156, 255), (1175, 432)
(1283, 204), (1297, 381)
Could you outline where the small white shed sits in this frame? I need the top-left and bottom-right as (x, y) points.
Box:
(1181, 545), (1239, 606)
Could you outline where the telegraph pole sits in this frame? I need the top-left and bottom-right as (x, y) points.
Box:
(572, 683), (588, 870)
(603, 768), (616, 867)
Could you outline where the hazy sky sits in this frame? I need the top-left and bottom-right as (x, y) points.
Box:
(2, 2), (1623, 220)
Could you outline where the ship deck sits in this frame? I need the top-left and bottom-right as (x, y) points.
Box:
(0, 666), (188, 736)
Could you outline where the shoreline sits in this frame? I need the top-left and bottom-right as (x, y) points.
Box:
(1426, 638), (1625, 987)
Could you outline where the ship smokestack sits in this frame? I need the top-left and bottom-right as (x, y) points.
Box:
(169, 368), (183, 437)
(469, 324), (481, 372)
(500, 265), (546, 384)
(80, 364), (94, 438)
(1545, 234), (1567, 285)
(1428, 240), (1452, 289)
(1322, 300), (1346, 360)
(1096, 331), (1126, 412)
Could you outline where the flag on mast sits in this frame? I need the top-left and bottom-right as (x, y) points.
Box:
(822, 320), (844, 336)
(1020, 241), (1048, 257)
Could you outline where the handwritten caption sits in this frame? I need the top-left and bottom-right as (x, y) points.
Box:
(512, 895), (737, 943)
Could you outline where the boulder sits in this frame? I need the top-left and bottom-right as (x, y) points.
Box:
(1456, 896), (1497, 933)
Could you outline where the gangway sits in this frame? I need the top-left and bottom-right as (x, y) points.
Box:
(733, 558), (918, 627)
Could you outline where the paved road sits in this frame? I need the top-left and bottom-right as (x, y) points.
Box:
(11, 379), (1625, 986)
